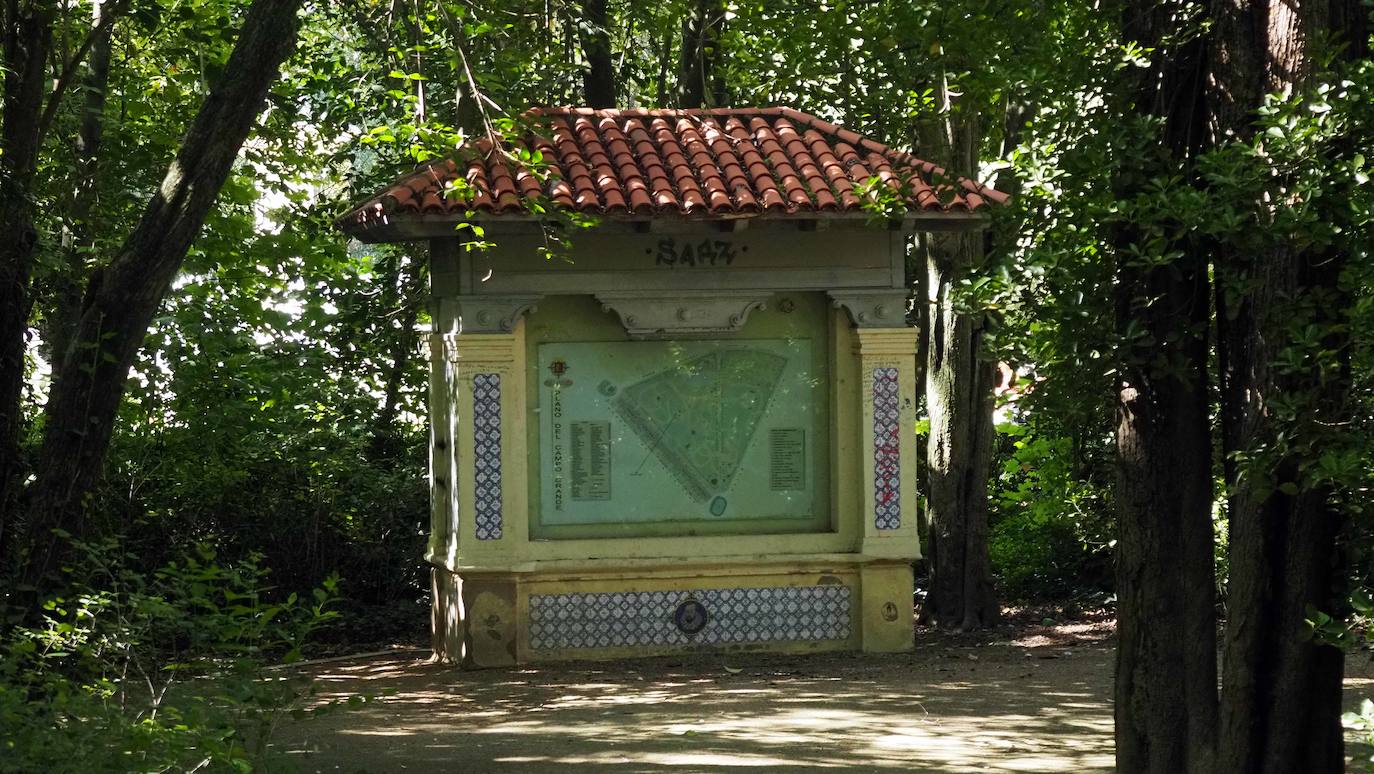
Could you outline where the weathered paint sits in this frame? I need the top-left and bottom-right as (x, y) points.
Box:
(426, 225), (920, 667)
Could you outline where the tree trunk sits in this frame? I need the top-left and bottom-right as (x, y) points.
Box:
(1112, 2), (1218, 772)
(46, 0), (113, 381)
(677, 0), (726, 108)
(1112, 251), (1218, 774)
(923, 230), (998, 630)
(0, 3), (53, 567)
(367, 258), (426, 461)
(914, 78), (998, 630)
(10, 0), (303, 604)
(579, 0), (616, 108)
(1209, 2), (1365, 771)
(1211, 218), (1355, 765)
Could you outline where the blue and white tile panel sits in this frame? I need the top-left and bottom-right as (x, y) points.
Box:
(872, 367), (902, 530)
(472, 373), (503, 540)
(528, 585), (852, 650)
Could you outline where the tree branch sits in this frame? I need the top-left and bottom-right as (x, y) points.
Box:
(34, 0), (126, 146)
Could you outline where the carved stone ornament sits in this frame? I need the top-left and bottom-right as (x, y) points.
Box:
(595, 291), (770, 339)
(456, 295), (541, 333)
(828, 291), (910, 328)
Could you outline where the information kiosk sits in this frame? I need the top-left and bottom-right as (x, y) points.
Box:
(339, 107), (1004, 666)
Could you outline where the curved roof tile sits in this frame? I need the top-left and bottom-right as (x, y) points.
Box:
(339, 107), (1007, 235)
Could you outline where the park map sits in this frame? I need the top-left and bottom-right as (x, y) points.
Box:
(538, 340), (819, 528)
(612, 349), (787, 503)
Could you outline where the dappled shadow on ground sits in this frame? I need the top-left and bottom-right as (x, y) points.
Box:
(278, 632), (1115, 773)
(276, 625), (1374, 773)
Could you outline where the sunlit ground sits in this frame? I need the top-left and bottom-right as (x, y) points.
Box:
(278, 624), (1117, 773)
(275, 628), (1374, 773)
(1347, 660), (1374, 772)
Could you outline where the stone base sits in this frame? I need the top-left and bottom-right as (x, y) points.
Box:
(431, 557), (914, 668)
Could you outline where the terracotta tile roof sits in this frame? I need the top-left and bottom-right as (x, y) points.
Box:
(339, 107), (1007, 236)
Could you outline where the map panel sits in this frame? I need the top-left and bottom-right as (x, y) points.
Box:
(613, 349), (786, 502)
(537, 339), (820, 527)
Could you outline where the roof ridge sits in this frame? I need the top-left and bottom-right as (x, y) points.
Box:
(529, 106), (785, 116)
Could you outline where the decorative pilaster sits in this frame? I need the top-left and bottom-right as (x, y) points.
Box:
(471, 373), (503, 540)
(430, 326), (528, 566)
(855, 327), (921, 558)
(872, 366), (902, 530)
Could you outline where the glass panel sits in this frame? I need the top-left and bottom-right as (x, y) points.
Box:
(526, 295), (830, 539)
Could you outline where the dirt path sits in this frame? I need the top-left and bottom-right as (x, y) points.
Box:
(278, 619), (1374, 773)
(279, 621), (1115, 773)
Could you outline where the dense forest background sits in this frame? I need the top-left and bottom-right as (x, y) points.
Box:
(0, 0), (1370, 771)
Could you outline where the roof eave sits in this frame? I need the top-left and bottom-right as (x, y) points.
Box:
(341, 209), (992, 243)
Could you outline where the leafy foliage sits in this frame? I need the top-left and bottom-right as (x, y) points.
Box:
(0, 542), (343, 772)
(989, 423), (1113, 600)
(2, 0), (1372, 765)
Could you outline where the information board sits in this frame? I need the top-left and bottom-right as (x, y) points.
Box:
(537, 339), (821, 528)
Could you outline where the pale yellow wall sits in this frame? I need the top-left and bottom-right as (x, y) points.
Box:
(426, 227), (923, 665)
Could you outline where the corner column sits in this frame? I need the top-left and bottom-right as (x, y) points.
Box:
(854, 327), (921, 554)
(426, 285), (536, 666)
(448, 328), (528, 561)
(428, 331), (464, 662)
(854, 325), (921, 654)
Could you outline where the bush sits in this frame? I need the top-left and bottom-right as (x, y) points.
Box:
(0, 541), (343, 773)
(988, 425), (1114, 600)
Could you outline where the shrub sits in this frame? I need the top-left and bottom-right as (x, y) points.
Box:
(988, 425), (1114, 600)
(0, 541), (342, 773)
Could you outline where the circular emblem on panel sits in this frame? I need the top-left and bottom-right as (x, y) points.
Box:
(544, 358), (573, 388)
(882, 601), (900, 622)
(673, 598), (709, 635)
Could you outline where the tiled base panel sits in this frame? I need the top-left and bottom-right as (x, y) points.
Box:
(527, 584), (853, 651)
(438, 564), (915, 666)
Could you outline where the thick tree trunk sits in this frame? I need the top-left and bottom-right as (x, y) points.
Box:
(914, 83), (998, 630)
(579, 0), (616, 108)
(11, 0), (303, 602)
(1112, 2), (1218, 772)
(1208, 3), (1365, 771)
(923, 231), (998, 630)
(1112, 252), (1218, 774)
(0, 3), (53, 566)
(1216, 387), (1347, 774)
